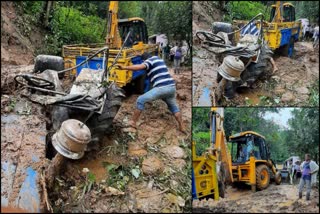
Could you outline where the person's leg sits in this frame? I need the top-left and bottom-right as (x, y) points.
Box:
(131, 87), (162, 128)
(161, 86), (185, 133)
(174, 59), (177, 74)
(177, 59), (181, 74)
(298, 178), (305, 199)
(306, 179), (311, 200)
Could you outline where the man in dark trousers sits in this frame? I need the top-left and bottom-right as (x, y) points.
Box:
(117, 52), (185, 133)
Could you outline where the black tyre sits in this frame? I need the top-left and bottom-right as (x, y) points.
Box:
(275, 171), (282, 185)
(242, 45), (273, 87)
(86, 83), (125, 142)
(34, 55), (65, 78)
(212, 22), (233, 34)
(256, 165), (270, 190)
(279, 37), (294, 57)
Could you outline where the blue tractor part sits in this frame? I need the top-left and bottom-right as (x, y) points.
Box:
(75, 55), (150, 93)
(192, 167), (197, 199)
(1, 114), (46, 212)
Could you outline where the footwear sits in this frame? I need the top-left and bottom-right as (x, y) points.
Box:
(306, 193), (310, 201)
(299, 192), (302, 199)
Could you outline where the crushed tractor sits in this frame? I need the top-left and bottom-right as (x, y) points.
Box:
(192, 108), (281, 201)
(196, 0), (302, 102)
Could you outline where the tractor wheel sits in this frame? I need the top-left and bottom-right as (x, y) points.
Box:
(86, 83), (125, 142)
(288, 37), (295, 57)
(275, 171), (282, 185)
(280, 37), (294, 57)
(34, 55), (65, 78)
(218, 181), (225, 198)
(256, 165), (270, 190)
(212, 22), (233, 34)
(242, 44), (273, 86)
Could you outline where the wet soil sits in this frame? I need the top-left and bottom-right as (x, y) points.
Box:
(47, 68), (192, 213)
(192, 184), (319, 213)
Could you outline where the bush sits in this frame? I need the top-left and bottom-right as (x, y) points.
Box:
(224, 1), (271, 22)
(50, 7), (105, 45)
(38, 6), (105, 55)
(193, 131), (210, 156)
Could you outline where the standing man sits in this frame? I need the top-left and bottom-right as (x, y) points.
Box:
(117, 52), (185, 133)
(298, 154), (319, 200)
(246, 136), (254, 161)
(173, 45), (182, 74)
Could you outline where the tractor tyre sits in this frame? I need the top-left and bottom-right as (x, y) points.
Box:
(275, 171), (282, 185)
(86, 83), (125, 142)
(280, 37), (294, 57)
(34, 55), (65, 78)
(212, 22), (233, 34)
(256, 164), (270, 190)
(218, 181), (225, 198)
(242, 45), (273, 87)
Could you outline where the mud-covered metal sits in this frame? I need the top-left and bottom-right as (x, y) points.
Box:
(217, 56), (244, 82)
(52, 119), (91, 159)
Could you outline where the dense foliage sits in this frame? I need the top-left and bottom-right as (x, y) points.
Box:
(193, 108), (319, 164)
(15, 1), (192, 55)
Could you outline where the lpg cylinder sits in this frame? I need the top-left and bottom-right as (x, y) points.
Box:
(217, 56), (245, 82)
(52, 119), (91, 159)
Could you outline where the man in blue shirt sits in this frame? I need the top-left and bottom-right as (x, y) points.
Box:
(117, 52), (185, 133)
(298, 154), (318, 200)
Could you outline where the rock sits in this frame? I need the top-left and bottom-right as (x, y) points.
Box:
(295, 87), (309, 95)
(177, 93), (187, 100)
(122, 127), (137, 133)
(128, 142), (147, 157)
(172, 159), (187, 170)
(142, 156), (164, 175)
(281, 92), (295, 102)
(170, 180), (179, 189)
(271, 75), (281, 82)
(104, 186), (125, 196)
(275, 89), (286, 95)
(161, 145), (185, 159)
(309, 56), (316, 62)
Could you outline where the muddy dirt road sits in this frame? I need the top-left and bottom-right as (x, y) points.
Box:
(47, 68), (192, 213)
(193, 184), (319, 213)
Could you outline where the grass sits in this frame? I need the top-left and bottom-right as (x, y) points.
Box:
(309, 81), (319, 106)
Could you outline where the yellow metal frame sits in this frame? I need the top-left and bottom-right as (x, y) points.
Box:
(62, 43), (159, 87)
(62, 0), (160, 87)
(229, 131), (265, 140)
(192, 142), (219, 200)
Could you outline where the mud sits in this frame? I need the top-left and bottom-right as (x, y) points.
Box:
(193, 184), (319, 213)
(47, 68), (192, 213)
(1, 2), (45, 66)
(1, 101), (48, 212)
(192, 2), (319, 107)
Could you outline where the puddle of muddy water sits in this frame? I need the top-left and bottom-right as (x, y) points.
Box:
(198, 85), (212, 106)
(236, 87), (272, 105)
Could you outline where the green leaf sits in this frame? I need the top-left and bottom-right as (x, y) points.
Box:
(131, 168), (140, 179)
(88, 172), (96, 183)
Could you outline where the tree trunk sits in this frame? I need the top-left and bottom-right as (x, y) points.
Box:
(43, 1), (54, 28)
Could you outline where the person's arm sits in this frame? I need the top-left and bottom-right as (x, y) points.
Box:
(310, 161), (319, 174)
(117, 64), (146, 71)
